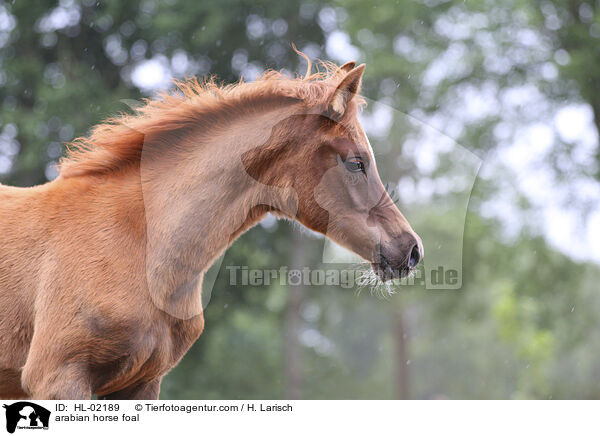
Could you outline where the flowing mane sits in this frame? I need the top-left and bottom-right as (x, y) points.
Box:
(59, 59), (363, 178)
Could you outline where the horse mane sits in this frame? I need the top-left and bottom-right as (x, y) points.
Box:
(59, 57), (364, 178)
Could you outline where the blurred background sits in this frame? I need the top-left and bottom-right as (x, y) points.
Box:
(1, 0), (600, 399)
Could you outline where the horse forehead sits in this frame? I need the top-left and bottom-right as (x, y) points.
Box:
(353, 124), (375, 161)
(345, 118), (374, 159)
(363, 134), (375, 160)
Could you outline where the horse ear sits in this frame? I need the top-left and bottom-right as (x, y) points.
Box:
(339, 61), (356, 73)
(326, 64), (365, 121)
(331, 61), (357, 81)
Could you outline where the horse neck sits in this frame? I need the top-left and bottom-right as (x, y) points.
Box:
(135, 105), (299, 318)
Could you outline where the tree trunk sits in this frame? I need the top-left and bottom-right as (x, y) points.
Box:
(394, 307), (410, 400)
(283, 228), (305, 399)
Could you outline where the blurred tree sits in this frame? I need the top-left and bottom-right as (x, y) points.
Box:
(283, 230), (307, 400)
(0, 0), (328, 186)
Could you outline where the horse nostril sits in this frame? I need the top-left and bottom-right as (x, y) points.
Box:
(408, 244), (421, 269)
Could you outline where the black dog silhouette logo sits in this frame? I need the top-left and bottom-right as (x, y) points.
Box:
(3, 402), (50, 433)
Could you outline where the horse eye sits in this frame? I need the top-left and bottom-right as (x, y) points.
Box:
(344, 157), (365, 173)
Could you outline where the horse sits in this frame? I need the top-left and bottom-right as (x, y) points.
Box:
(0, 57), (423, 400)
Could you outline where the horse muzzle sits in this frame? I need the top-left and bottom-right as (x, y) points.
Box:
(371, 233), (423, 282)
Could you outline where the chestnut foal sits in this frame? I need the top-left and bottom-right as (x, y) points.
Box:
(0, 60), (422, 399)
